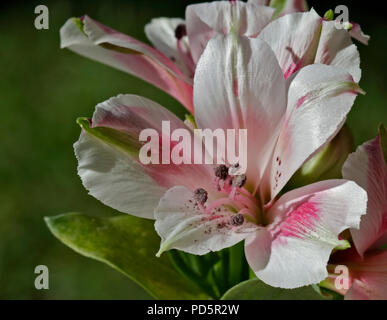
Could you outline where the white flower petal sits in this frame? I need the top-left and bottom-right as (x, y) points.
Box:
(246, 180), (367, 288)
(349, 23), (370, 45)
(155, 186), (258, 256)
(194, 34), (286, 190)
(186, 1), (274, 63)
(265, 63), (363, 200)
(75, 94), (213, 219)
(258, 9), (323, 78)
(75, 126), (165, 219)
(342, 132), (387, 256)
(315, 20), (361, 82)
(60, 16), (193, 111)
(145, 17), (193, 78)
(258, 10), (361, 81)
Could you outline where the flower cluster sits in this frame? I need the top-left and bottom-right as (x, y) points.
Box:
(57, 0), (386, 299)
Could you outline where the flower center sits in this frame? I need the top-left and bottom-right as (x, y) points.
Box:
(193, 164), (262, 225)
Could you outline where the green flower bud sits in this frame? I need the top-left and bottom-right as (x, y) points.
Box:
(286, 125), (354, 190)
(323, 9), (334, 21)
(184, 114), (197, 130)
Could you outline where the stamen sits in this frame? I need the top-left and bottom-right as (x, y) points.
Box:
(232, 174), (247, 188)
(228, 163), (243, 176)
(175, 24), (187, 40)
(193, 188), (208, 205)
(230, 213), (244, 226)
(214, 164), (229, 180)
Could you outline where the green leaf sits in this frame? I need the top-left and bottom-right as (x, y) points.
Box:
(168, 250), (221, 299)
(168, 241), (250, 299)
(45, 212), (210, 300)
(221, 278), (327, 300)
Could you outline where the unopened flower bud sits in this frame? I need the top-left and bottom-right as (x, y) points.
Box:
(184, 114), (197, 130)
(286, 126), (354, 190)
(323, 9), (334, 21)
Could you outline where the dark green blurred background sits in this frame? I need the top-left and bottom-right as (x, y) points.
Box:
(0, 0), (385, 299)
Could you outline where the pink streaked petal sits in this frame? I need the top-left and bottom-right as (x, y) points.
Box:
(155, 186), (258, 256)
(246, 180), (367, 288)
(258, 9), (323, 78)
(259, 10), (361, 82)
(315, 20), (361, 82)
(193, 34), (286, 191)
(75, 94), (213, 219)
(342, 133), (387, 256)
(93, 94), (214, 191)
(349, 23), (370, 45)
(75, 124), (165, 219)
(60, 16), (194, 112)
(186, 1), (274, 63)
(345, 250), (387, 300)
(263, 64), (363, 200)
(145, 17), (194, 79)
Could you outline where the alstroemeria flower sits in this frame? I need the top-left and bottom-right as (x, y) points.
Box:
(256, 8), (363, 81)
(74, 30), (367, 288)
(322, 127), (387, 299)
(60, 1), (367, 115)
(252, 0), (370, 45)
(187, 2), (365, 82)
(186, 0), (275, 63)
(59, 1), (274, 113)
(60, 15), (195, 112)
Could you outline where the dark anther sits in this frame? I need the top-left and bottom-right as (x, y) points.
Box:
(231, 214), (244, 226)
(175, 24), (187, 40)
(214, 165), (229, 180)
(193, 188), (208, 204)
(232, 174), (247, 188)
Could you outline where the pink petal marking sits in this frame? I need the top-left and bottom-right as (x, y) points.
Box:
(283, 61), (304, 80)
(296, 94), (308, 109)
(233, 78), (239, 97)
(274, 202), (320, 243)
